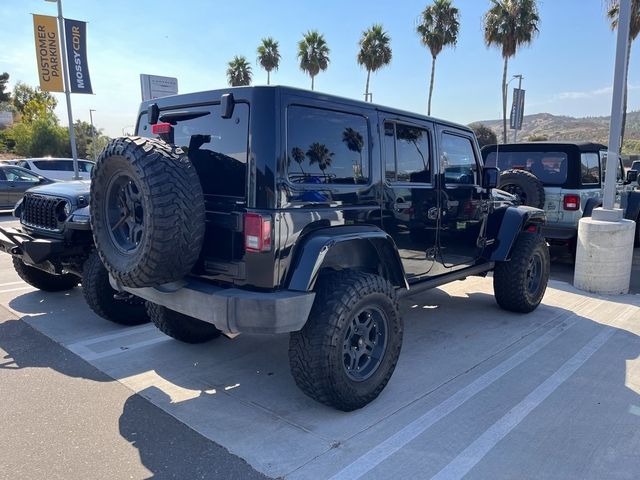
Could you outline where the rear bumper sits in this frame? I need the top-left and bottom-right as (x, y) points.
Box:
(0, 226), (67, 264)
(541, 224), (577, 242)
(112, 276), (316, 335)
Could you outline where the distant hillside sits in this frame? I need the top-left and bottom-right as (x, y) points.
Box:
(475, 111), (640, 152)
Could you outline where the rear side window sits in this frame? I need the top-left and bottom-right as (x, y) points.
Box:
(34, 160), (73, 171)
(287, 105), (369, 185)
(484, 151), (568, 185)
(580, 153), (600, 185)
(17, 161), (30, 170)
(138, 103), (249, 198)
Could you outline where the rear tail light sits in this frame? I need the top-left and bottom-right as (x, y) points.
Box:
(563, 194), (580, 211)
(151, 122), (172, 135)
(244, 213), (272, 252)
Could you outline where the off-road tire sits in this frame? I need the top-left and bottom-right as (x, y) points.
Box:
(494, 232), (550, 313)
(82, 251), (149, 326)
(13, 257), (79, 292)
(288, 271), (403, 411)
(90, 136), (205, 288)
(147, 302), (221, 344)
(498, 169), (546, 209)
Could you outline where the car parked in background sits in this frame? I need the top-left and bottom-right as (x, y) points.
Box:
(482, 141), (640, 249)
(16, 158), (95, 181)
(0, 165), (53, 209)
(630, 160), (640, 173)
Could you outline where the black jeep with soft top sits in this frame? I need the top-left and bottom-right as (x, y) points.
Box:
(90, 86), (549, 411)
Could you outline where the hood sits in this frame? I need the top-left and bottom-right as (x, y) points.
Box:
(491, 188), (518, 208)
(27, 180), (91, 200)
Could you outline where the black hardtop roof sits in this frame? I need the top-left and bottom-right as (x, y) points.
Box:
(138, 85), (473, 134)
(482, 141), (607, 153)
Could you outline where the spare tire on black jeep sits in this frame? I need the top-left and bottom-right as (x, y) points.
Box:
(91, 136), (205, 288)
(498, 169), (545, 209)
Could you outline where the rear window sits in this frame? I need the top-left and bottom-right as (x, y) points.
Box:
(485, 150), (568, 185)
(138, 103), (249, 198)
(286, 105), (369, 185)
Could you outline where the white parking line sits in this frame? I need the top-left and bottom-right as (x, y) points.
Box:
(0, 281), (25, 288)
(66, 323), (157, 348)
(0, 286), (34, 294)
(69, 336), (171, 361)
(431, 326), (616, 480)
(329, 304), (596, 480)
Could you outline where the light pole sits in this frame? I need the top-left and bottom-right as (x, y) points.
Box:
(89, 109), (97, 161)
(44, 0), (80, 180)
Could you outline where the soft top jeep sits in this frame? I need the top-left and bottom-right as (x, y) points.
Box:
(0, 181), (148, 326)
(482, 141), (640, 249)
(90, 86), (549, 411)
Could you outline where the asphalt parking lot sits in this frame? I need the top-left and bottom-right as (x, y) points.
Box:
(1, 211), (640, 479)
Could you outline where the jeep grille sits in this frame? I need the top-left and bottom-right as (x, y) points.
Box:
(22, 194), (62, 232)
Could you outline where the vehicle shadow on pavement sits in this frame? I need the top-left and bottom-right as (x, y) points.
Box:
(3, 283), (640, 479)
(0, 317), (267, 480)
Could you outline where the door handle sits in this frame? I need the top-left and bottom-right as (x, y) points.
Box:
(395, 201), (412, 210)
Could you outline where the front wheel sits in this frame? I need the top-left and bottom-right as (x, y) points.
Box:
(288, 271), (403, 411)
(12, 257), (79, 292)
(82, 251), (149, 326)
(493, 232), (550, 313)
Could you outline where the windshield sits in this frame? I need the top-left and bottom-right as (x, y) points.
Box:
(485, 150), (568, 185)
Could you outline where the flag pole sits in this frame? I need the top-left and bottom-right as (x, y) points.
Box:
(51, 0), (80, 180)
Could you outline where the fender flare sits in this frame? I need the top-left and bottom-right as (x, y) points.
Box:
(488, 206), (546, 262)
(582, 197), (602, 218)
(287, 225), (408, 292)
(623, 191), (640, 222)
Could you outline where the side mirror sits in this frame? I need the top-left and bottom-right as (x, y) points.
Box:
(625, 170), (638, 185)
(482, 167), (499, 189)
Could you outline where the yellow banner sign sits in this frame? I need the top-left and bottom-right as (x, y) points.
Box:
(33, 14), (64, 92)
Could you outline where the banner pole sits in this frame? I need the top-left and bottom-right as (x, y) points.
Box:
(54, 0), (80, 180)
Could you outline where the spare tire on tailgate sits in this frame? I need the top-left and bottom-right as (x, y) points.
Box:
(498, 169), (545, 209)
(90, 136), (205, 288)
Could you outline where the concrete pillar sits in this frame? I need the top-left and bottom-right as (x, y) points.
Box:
(574, 208), (635, 295)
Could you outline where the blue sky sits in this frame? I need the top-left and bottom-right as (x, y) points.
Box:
(1, 0), (638, 137)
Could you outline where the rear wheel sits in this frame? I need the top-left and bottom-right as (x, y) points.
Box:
(12, 257), (79, 292)
(147, 303), (221, 344)
(494, 232), (550, 313)
(82, 251), (149, 326)
(288, 271), (403, 411)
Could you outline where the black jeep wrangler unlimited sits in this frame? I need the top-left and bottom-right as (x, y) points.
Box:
(0, 181), (148, 325)
(90, 86), (549, 411)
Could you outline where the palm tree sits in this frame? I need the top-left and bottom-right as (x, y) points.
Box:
(357, 24), (392, 102)
(306, 142), (334, 180)
(298, 30), (330, 90)
(484, 0), (540, 143)
(606, 0), (640, 145)
(417, 1), (460, 116)
(291, 146), (306, 174)
(342, 127), (365, 176)
(257, 37), (281, 85)
(226, 56), (252, 87)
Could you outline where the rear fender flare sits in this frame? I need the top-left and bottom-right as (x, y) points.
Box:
(488, 206), (546, 262)
(287, 226), (408, 292)
(624, 191), (640, 222)
(582, 197), (602, 218)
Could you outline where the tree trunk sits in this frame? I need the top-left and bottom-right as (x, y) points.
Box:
(501, 56), (509, 144)
(311, 75), (315, 91)
(428, 55), (436, 116)
(365, 69), (371, 101)
(267, 70), (270, 85)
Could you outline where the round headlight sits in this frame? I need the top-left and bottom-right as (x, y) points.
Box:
(63, 201), (72, 216)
